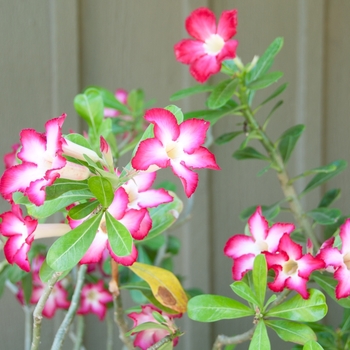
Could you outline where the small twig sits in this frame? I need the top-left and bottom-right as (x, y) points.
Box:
(106, 311), (113, 350)
(148, 334), (174, 350)
(154, 234), (169, 266)
(5, 279), (18, 294)
(212, 327), (255, 350)
(72, 315), (85, 350)
(51, 265), (87, 350)
(30, 271), (62, 350)
(24, 305), (33, 350)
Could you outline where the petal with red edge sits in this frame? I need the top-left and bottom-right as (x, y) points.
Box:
(340, 219), (350, 254)
(317, 247), (343, 268)
(4, 235), (31, 271)
(137, 189), (173, 208)
(108, 188), (129, 220)
(133, 210), (152, 240)
(232, 253), (255, 280)
(217, 9), (238, 40)
(80, 230), (107, 264)
(45, 114), (65, 157)
(265, 251), (288, 269)
(119, 209), (146, 238)
(170, 161), (198, 197)
(26, 176), (58, 206)
(335, 266), (350, 299)
(190, 55), (221, 83)
(178, 119), (209, 153)
(278, 233), (302, 260)
(285, 274), (309, 299)
(108, 242), (138, 266)
(217, 40), (238, 62)
(265, 223), (295, 253)
(186, 8), (216, 41)
(133, 171), (156, 192)
(18, 129), (46, 163)
(224, 235), (257, 258)
(174, 39), (206, 64)
(144, 108), (180, 144)
(131, 138), (169, 171)
(181, 146), (220, 170)
(248, 206), (268, 242)
(297, 254), (325, 279)
(267, 265), (286, 293)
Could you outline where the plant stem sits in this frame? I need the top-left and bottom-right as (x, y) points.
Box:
(212, 327), (255, 350)
(24, 305), (33, 350)
(148, 334), (174, 350)
(72, 316), (85, 350)
(239, 87), (319, 249)
(106, 311), (113, 350)
(51, 265), (87, 350)
(30, 271), (62, 350)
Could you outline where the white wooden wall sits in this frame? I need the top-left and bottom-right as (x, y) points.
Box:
(0, 1), (349, 349)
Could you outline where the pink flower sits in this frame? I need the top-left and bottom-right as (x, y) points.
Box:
(0, 204), (38, 272)
(128, 304), (181, 350)
(265, 233), (325, 299)
(317, 219), (350, 298)
(77, 280), (113, 320)
(0, 114), (90, 205)
(30, 276), (70, 318)
(3, 143), (20, 169)
(104, 88), (128, 118)
(131, 108), (220, 197)
(174, 7), (238, 83)
(224, 206), (295, 280)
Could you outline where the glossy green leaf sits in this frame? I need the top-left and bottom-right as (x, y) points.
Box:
(303, 340), (324, 350)
(266, 289), (327, 322)
(127, 89), (144, 116)
(125, 321), (170, 337)
(165, 105), (184, 123)
(106, 211), (132, 257)
(45, 179), (89, 200)
(233, 147), (269, 161)
(231, 281), (259, 306)
(312, 271), (350, 308)
(142, 193), (183, 242)
(47, 211), (103, 271)
(249, 37), (284, 81)
(68, 200), (99, 220)
(249, 321), (271, 350)
(21, 273), (32, 305)
(247, 72), (283, 90)
(88, 176), (114, 208)
(207, 79), (239, 109)
(74, 88), (104, 132)
(215, 131), (243, 145)
(170, 84), (213, 101)
(184, 100), (242, 125)
(306, 208), (341, 225)
(301, 160), (347, 195)
(318, 189), (341, 208)
(265, 320), (316, 345)
(187, 294), (254, 322)
(39, 260), (71, 283)
(278, 125), (305, 163)
(64, 133), (94, 150)
(253, 254), (267, 308)
(26, 190), (93, 218)
(87, 86), (130, 115)
(259, 83), (288, 107)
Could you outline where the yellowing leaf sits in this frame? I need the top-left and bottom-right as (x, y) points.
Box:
(128, 262), (188, 313)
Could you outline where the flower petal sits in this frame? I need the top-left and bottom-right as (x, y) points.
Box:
(285, 274), (309, 299)
(18, 129), (46, 163)
(297, 254), (325, 279)
(224, 235), (257, 258)
(335, 266), (350, 299)
(181, 146), (220, 170)
(178, 119), (209, 153)
(217, 9), (238, 40)
(190, 54), (221, 83)
(340, 219), (350, 254)
(137, 189), (173, 208)
(170, 161), (198, 197)
(265, 222), (295, 253)
(174, 39), (206, 64)
(108, 242), (138, 266)
(217, 40), (238, 62)
(80, 230), (107, 264)
(278, 233), (302, 260)
(232, 254), (255, 280)
(185, 7), (216, 41)
(248, 206), (268, 242)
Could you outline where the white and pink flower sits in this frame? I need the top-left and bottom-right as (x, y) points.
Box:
(104, 88), (128, 118)
(317, 219), (350, 298)
(174, 7), (238, 83)
(224, 206), (295, 280)
(131, 108), (220, 197)
(0, 204), (38, 272)
(77, 280), (113, 320)
(128, 304), (181, 350)
(265, 233), (325, 299)
(3, 143), (20, 169)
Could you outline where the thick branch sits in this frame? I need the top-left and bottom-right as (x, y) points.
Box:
(212, 327), (255, 350)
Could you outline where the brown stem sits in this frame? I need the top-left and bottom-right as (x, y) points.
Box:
(212, 328), (255, 350)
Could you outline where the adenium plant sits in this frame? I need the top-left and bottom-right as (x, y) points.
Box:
(1, 5), (349, 350)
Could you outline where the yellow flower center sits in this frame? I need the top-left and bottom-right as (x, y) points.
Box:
(343, 252), (350, 269)
(283, 259), (298, 275)
(204, 34), (225, 55)
(166, 141), (182, 160)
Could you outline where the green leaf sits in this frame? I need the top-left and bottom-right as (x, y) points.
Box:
(125, 321), (170, 337)
(249, 321), (271, 350)
(265, 320), (316, 345)
(187, 294), (254, 322)
(262, 100), (284, 130)
(6, 264), (26, 283)
(127, 89), (144, 116)
(152, 311), (168, 324)
(249, 37), (284, 81)
(88, 176), (114, 208)
(170, 85), (213, 101)
(247, 72), (283, 90)
(215, 131), (243, 145)
(26, 190), (93, 218)
(21, 273), (33, 305)
(278, 125), (305, 163)
(306, 208), (341, 225)
(64, 133), (93, 150)
(221, 59), (240, 75)
(87, 86), (130, 115)
(266, 289), (327, 322)
(165, 105), (184, 123)
(47, 211), (103, 271)
(74, 88), (104, 133)
(39, 260), (71, 283)
(233, 147), (269, 161)
(45, 179), (89, 200)
(313, 271), (350, 308)
(207, 79), (239, 109)
(68, 200), (99, 220)
(105, 211), (132, 257)
(155, 181), (177, 193)
(184, 100), (242, 125)
(253, 254), (267, 308)
(231, 281), (259, 306)
(301, 160), (347, 195)
(259, 83), (288, 107)
(318, 189), (341, 208)
(303, 340), (324, 350)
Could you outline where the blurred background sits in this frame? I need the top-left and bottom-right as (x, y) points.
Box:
(0, 0), (349, 349)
